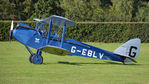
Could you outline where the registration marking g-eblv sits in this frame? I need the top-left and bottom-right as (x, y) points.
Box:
(99, 53), (104, 59)
(71, 46), (104, 59)
(77, 50), (81, 52)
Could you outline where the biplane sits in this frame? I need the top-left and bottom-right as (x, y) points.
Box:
(10, 15), (141, 64)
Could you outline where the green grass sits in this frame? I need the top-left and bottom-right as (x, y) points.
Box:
(0, 41), (149, 84)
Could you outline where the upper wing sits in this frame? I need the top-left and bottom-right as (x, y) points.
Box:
(34, 15), (75, 28)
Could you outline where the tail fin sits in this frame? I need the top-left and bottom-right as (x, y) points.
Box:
(114, 38), (141, 63)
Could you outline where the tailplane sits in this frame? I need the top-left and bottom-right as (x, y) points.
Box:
(114, 38), (141, 63)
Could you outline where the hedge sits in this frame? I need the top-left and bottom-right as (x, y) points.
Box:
(0, 21), (36, 41)
(0, 21), (149, 43)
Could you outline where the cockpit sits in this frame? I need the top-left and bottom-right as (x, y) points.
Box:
(34, 15), (75, 40)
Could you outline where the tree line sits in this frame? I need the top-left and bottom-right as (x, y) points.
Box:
(0, 0), (149, 22)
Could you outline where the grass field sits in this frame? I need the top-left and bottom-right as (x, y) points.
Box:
(0, 41), (149, 84)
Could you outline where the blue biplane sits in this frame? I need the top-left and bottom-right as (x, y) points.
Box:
(10, 15), (141, 64)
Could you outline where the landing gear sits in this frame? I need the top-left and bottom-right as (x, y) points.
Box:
(122, 62), (125, 65)
(25, 46), (43, 64)
(29, 54), (34, 63)
(29, 54), (43, 64)
(32, 54), (43, 64)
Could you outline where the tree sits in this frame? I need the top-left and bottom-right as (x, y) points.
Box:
(0, 0), (38, 20)
(0, 0), (12, 20)
(60, 0), (106, 21)
(0, 0), (149, 22)
(134, 1), (149, 21)
(22, 0), (35, 20)
(30, 0), (64, 19)
(60, 0), (89, 21)
(110, 0), (134, 22)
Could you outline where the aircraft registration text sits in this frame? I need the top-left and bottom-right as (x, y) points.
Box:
(71, 46), (104, 59)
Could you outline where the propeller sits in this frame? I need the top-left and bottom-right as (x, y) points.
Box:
(9, 20), (14, 40)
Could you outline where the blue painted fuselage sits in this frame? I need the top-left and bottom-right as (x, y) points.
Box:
(13, 27), (125, 62)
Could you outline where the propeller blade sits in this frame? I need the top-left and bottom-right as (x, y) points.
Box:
(9, 20), (14, 40)
(10, 20), (14, 31)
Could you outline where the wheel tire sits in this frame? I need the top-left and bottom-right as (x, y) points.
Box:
(29, 54), (34, 63)
(32, 55), (43, 64)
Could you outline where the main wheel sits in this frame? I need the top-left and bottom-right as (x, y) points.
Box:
(29, 54), (34, 63)
(32, 55), (43, 64)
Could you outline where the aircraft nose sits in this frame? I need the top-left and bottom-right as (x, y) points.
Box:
(11, 29), (17, 39)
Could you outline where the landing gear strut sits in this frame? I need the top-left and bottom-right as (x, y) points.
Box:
(26, 46), (43, 64)
(29, 54), (34, 63)
(122, 62), (125, 65)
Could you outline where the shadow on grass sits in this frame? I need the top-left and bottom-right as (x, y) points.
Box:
(105, 62), (141, 66)
(43, 61), (141, 66)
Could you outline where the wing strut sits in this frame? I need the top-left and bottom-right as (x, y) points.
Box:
(47, 20), (52, 44)
(60, 23), (66, 48)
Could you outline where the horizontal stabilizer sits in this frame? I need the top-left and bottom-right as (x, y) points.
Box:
(40, 45), (71, 55)
(116, 54), (137, 63)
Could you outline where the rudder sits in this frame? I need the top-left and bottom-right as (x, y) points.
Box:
(114, 38), (141, 63)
